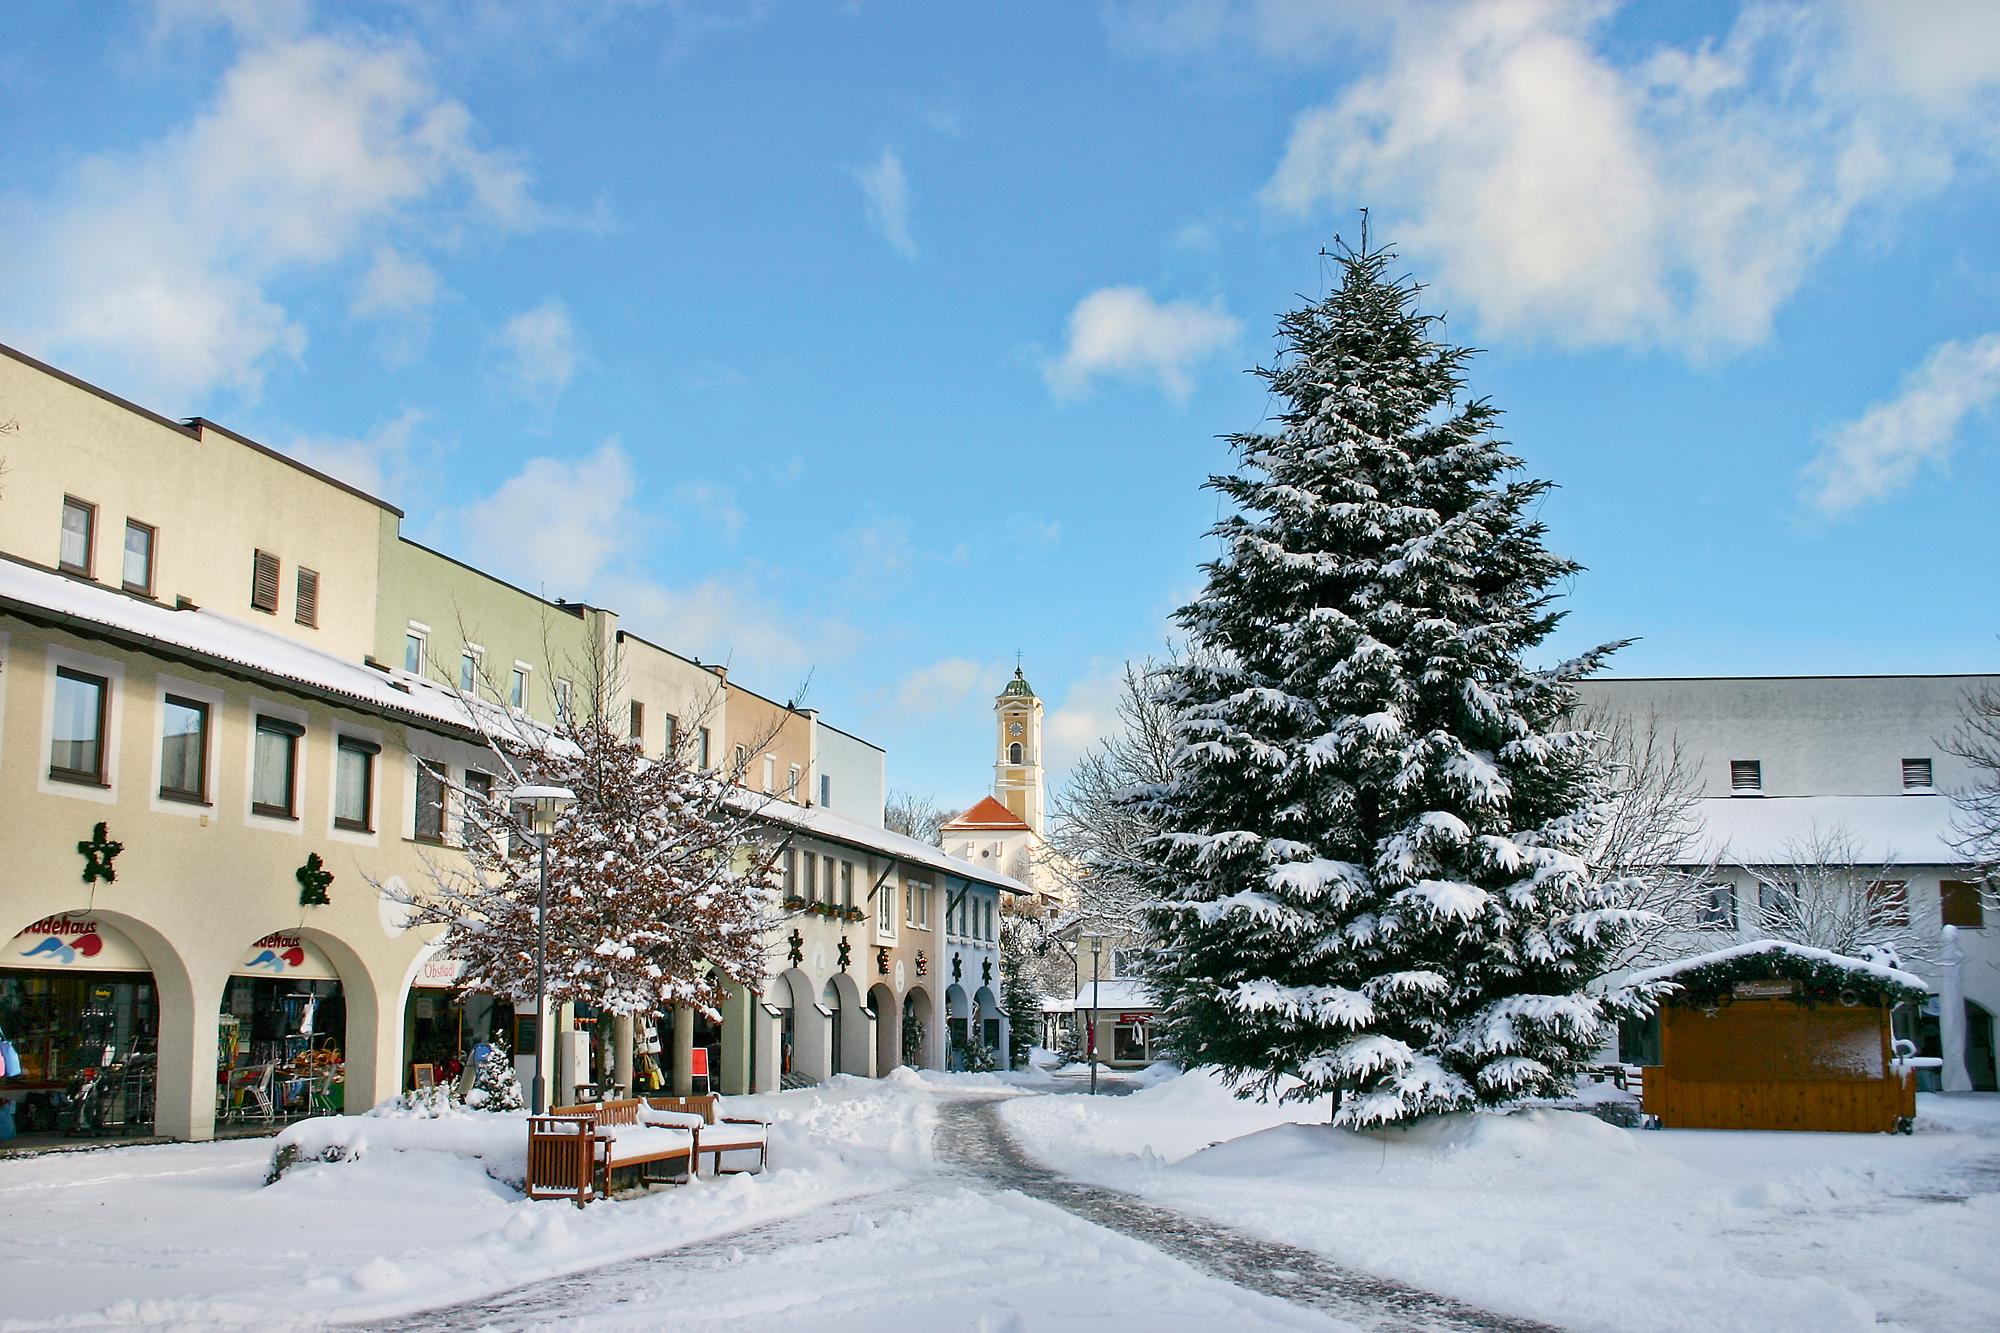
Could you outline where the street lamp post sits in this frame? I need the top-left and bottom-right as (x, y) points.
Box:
(511, 784), (576, 1115)
(1088, 928), (1104, 1096)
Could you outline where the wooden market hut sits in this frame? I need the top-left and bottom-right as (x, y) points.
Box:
(1626, 940), (1929, 1133)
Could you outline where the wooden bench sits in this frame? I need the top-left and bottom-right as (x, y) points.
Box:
(526, 1098), (695, 1206)
(647, 1094), (770, 1176)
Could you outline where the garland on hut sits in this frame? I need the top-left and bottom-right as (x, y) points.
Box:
(1627, 940), (1928, 1012)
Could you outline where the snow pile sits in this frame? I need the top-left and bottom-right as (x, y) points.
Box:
(271, 1099), (531, 1185)
(1001, 1068), (2000, 1332)
(1624, 937), (1928, 995)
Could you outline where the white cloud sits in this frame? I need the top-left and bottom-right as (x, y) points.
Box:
(1804, 332), (2000, 514)
(0, 25), (538, 404)
(1042, 664), (1132, 781)
(460, 439), (635, 591)
(495, 298), (579, 401)
(598, 573), (858, 691)
(352, 246), (439, 318)
(282, 406), (430, 498)
(1043, 286), (1241, 401)
(885, 657), (1011, 720)
(1261, 1), (1999, 352)
(856, 149), (916, 259)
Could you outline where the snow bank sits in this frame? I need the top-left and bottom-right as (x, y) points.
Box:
(272, 1099), (530, 1185)
(1001, 1068), (2000, 1332)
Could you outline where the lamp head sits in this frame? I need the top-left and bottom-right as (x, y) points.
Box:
(510, 784), (577, 835)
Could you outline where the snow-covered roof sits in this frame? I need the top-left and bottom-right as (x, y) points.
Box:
(1691, 794), (1958, 866)
(941, 795), (1033, 832)
(739, 789), (1033, 897)
(1624, 939), (1927, 994)
(1071, 978), (1155, 1011)
(0, 555), (486, 738)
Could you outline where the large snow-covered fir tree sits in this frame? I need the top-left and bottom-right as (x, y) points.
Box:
(1138, 239), (1645, 1127)
(392, 692), (780, 1021)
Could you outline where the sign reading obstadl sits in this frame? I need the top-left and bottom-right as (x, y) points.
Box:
(1732, 979), (1803, 999)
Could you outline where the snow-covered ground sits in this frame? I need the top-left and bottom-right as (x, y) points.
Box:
(2, 1068), (1996, 1331)
(1000, 1072), (2000, 1333)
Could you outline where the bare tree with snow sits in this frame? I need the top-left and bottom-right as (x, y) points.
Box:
(1946, 676), (2000, 900)
(1740, 825), (1940, 971)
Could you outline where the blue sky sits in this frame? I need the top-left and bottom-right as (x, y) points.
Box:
(3, 1), (1997, 808)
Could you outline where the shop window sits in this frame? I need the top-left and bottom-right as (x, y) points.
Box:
(250, 550), (280, 614)
(414, 761), (447, 843)
(50, 667), (109, 785)
(1112, 1023), (1149, 1063)
(461, 770), (493, 847)
(159, 694), (209, 803)
(60, 496), (96, 575)
(334, 737), (378, 832)
(1695, 883), (1737, 930)
(122, 520), (155, 595)
(1943, 880), (1986, 930)
(403, 627), (426, 675)
(251, 717), (303, 818)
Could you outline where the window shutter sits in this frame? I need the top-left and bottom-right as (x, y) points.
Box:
(1729, 760), (1762, 793)
(1902, 758), (1933, 790)
(295, 567), (320, 627)
(251, 550), (280, 613)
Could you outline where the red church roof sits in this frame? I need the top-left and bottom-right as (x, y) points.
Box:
(942, 796), (1032, 832)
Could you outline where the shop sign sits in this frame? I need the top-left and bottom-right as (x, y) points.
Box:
(1118, 1013), (1151, 1024)
(1732, 979), (1801, 1000)
(8, 915), (150, 972)
(413, 956), (466, 989)
(236, 931), (339, 981)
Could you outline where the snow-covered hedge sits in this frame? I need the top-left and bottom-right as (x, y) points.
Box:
(268, 1099), (529, 1188)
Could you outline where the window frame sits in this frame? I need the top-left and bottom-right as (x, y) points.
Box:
(819, 773), (831, 807)
(250, 715), (304, 819)
(458, 646), (482, 695)
(510, 664), (529, 711)
(1902, 758), (1934, 791)
(59, 496), (97, 577)
(333, 735), (379, 833)
(698, 726), (712, 769)
(158, 693), (211, 804)
(122, 519), (157, 596)
(250, 549), (281, 615)
(788, 762), (802, 798)
(763, 753), (776, 793)
(460, 770), (493, 848)
(1729, 759), (1762, 794)
(49, 666), (110, 786)
(553, 677), (573, 721)
(404, 624), (428, 675)
(877, 873), (895, 933)
(1867, 879), (1910, 926)
(629, 700), (646, 743)
(1693, 882), (1737, 931)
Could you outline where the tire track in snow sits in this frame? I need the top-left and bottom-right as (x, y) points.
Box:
(936, 1096), (1557, 1333)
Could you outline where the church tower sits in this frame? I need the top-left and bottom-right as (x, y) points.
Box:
(993, 665), (1045, 838)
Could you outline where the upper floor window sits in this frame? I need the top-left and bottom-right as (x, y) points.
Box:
(122, 521), (155, 595)
(1867, 879), (1909, 926)
(294, 567), (320, 628)
(630, 700), (646, 742)
(1756, 880), (1796, 925)
(60, 497), (96, 576)
(788, 763), (802, 798)
(839, 859), (854, 909)
(1942, 880), (1986, 930)
(250, 550), (281, 614)
(414, 761), (447, 843)
(698, 726), (711, 769)
(462, 770), (493, 848)
(1112, 946), (1142, 977)
(159, 695), (209, 803)
(1902, 758), (1934, 791)
(334, 736), (378, 832)
(1729, 759), (1762, 795)
(1009, 742), (1024, 765)
(404, 627), (427, 675)
(510, 666), (528, 710)
(763, 754), (776, 793)
(251, 716), (303, 818)
(802, 853), (818, 903)
(878, 876), (894, 932)
(553, 677), (573, 722)
(1694, 883), (1737, 930)
(819, 773), (831, 807)
(50, 667), (108, 784)
(663, 713), (679, 756)
(459, 647), (481, 694)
